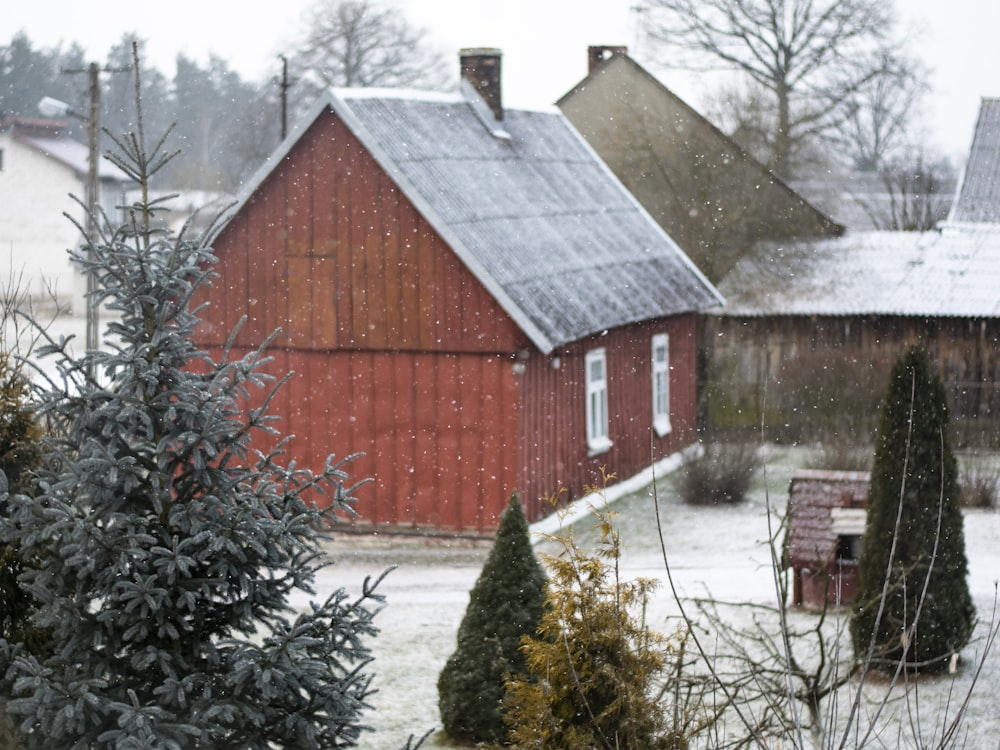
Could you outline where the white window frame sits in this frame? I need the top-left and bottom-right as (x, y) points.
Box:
(652, 333), (672, 437)
(585, 348), (612, 454)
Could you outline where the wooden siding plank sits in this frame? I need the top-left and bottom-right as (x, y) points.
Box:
(415, 226), (437, 350)
(311, 116), (339, 259)
(458, 355), (484, 530)
(380, 174), (404, 349)
(312, 256), (337, 349)
(350, 156), (377, 348)
(263, 173), (289, 344)
(397, 199), (422, 345)
(436, 355), (461, 528)
(371, 349), (400, 525)
(209, 214), (248, 346)
(479, 356), (504, 526)
(243, 194), (271, 347)
(347, 352), (379, 522)
(504, 362), (525, 515)
(392, 354), (418, 526)
(334, 131), (356, 347)
(413, 354), (440, 525)
(285, 133), (313, 258)
(286, 257), (312, 346)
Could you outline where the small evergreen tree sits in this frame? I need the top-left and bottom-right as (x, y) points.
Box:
(0, 350), (45, 646)
(851, 346), (975, 673)
(504, 509), (693, 750)
(437, 493), (546, 744)
(0, 48), (385, 748)
(0, 349), (46, 748)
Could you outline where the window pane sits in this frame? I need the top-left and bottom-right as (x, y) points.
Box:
(652, 334), (670, 434)
(585, 348), (609, 450)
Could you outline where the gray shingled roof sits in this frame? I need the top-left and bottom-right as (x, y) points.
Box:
(950, 98), (1000, 225)
(225, 88), (722, 354)
(717, 228), (1000, 318)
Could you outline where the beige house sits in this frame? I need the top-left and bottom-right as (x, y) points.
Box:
(558, 47), (842, 283)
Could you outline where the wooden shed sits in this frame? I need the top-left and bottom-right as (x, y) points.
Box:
(785, 470), (870, 610)
(195, 49), (723, 533)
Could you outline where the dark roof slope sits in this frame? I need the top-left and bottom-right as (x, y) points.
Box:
(950, 98), (1000, 225)
(221, 87), (723, 354)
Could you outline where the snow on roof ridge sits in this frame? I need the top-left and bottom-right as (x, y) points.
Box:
(332, 86), (463, 103)
(332, 85), (560, 114)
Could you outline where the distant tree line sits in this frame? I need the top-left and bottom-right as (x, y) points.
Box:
(1, 32), (278, 192)
(3, 0), (951, 230)
(1, 1), (450, 194)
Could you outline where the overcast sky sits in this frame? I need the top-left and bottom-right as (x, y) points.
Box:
(6, 0), (997, 164)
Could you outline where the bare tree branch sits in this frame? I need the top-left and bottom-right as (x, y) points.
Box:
(291, 0), (451, 107)
(643, 0), (911, 177)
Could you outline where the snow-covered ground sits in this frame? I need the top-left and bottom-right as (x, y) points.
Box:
(308, 445), (1000, 749)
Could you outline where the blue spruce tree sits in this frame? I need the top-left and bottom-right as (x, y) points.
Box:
(0, 49), (385, 748)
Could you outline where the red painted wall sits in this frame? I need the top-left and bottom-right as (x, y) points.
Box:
(515, 315), (700, 521)
(197, 110), (527, 355)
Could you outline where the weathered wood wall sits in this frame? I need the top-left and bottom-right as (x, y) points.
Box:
(705, 314), (1000, 445)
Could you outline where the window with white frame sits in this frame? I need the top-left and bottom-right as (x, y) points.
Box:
(652, 334), (671, 436)
(585, 348), (611, 454)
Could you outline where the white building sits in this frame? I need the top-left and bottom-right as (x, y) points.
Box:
(0, 117), (133, 369)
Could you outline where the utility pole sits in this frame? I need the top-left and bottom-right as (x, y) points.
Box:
(41, 62), (128, 379)
(277, 55), (297, 141)
(84, 62), (100, 370)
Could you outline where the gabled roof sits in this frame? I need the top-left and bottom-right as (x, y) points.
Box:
(949, 98), (1000, 226)
(219, 87), (723, 354)
(717, 227), (1000, 318)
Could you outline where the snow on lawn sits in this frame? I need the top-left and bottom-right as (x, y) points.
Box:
(309, 445), (1000, 749)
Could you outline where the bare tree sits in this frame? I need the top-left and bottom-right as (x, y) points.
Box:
(642, 0), (912, 178)
(291, 0), (451, 106)
(855, 151), (956, 232)
(839, 50), (929, 172)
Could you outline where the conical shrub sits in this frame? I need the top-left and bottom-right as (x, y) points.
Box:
(437, 493), (546, 743)
(851, 345), (975, 673)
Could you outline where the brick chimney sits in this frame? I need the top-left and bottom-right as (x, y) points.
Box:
(588, 45), (628, 74)
(460, 48), (503, 121)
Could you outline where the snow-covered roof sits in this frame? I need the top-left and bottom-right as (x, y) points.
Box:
(949, 98), (1000, 226)
(222, 86), (723, 354)
(15, 131), (132, 183)
(717, 227), (1000, 318)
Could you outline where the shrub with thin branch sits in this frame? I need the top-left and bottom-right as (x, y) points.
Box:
(504, 501), (715, 749)
(958, 456), (998, 509)
(678, 441), (757, 505)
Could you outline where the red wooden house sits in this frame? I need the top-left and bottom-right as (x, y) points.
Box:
(196, 49), (723, 533)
